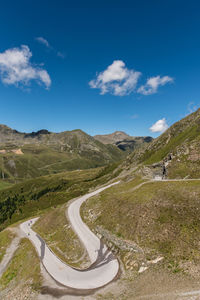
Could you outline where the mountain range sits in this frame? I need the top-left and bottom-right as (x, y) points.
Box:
(0, 108), (200, 299)
(0, 125), (151, 181)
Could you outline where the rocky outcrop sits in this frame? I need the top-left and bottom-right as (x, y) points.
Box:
(94, 225), (143, 254)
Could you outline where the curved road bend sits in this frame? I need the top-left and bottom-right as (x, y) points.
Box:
(20, 182), (120, 290)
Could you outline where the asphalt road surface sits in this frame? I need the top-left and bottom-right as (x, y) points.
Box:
(20, 182), (120, 290)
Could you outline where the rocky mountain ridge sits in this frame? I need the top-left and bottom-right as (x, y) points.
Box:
(94, 131), (153, 152)
(124, 107), (200, 179)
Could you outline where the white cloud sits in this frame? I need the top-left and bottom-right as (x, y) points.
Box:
(138, 75), (173, 95)
(89, 60), (141, 96)
(150, 118), (169, 133)
(89, 61), (173, 96)
(0, 45), (51, 89)
(35, 37), (50, 48)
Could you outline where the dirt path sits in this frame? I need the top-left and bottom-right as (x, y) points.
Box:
(0, 228), (25, 277)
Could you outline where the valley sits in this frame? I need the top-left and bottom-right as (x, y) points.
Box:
(1, 1), (200, 299)
(0, 109), (200, 299)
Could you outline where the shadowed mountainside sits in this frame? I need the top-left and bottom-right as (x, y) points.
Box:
(94, 131), (153, 153)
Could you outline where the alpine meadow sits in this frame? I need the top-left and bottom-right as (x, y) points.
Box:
(0, 1), (200, 300)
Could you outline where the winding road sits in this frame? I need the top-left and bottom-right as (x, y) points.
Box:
(20, 182), (120, 290)
(1, 177), (200, 296)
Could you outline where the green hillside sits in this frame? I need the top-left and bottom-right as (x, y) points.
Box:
(1, 109), (200, 299)
(81, 178), (200, 276)
(0, 127), (125, 181)
(125, 108), (200, 179)
(0, 162), (121, 231)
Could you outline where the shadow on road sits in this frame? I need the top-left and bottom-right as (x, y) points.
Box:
(36, 234), (45, 261)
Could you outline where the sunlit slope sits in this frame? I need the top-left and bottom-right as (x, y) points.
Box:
(0, 126), (125, 181)
(0, 163), (121, 231)
(125, 108), (200, 178)
(81, 179), (200, 276)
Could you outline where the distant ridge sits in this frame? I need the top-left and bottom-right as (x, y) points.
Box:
(0, 125), (126, 180)
(94, 131), (153, 152)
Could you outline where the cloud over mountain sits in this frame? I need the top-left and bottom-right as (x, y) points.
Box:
(150, 118), (169, 133)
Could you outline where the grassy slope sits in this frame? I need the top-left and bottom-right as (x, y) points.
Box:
(0, 162), (121, 231)
(124, 108), (200, 179)
(81, 179), (200, 276)
(0, 162), (121, 297)
(0, 155), (199, 298)
(0, 238), (41, 294)
(1, 110), (200, 298)
(142, 123), (200, 165)
(167, 156), (200, 179)
(0, 229), (15, 263)
(32, 205), (90, 268)
(0, 181), (12, 190)
(0, 131), (125, 181)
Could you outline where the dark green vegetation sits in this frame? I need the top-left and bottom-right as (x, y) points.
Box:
(82, 179), (200, 275)
(0, 163), (121, 231)
(125, 108), (200, 178)
(0, 125), (126, 181)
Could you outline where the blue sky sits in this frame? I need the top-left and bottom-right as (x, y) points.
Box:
(0, 0), (200, 137)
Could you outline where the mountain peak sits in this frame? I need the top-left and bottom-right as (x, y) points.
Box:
(94, 131), (131, 144)
(113, 131), (130, 136)
(94, 131), (153, 152)
(0, 124), (13, 130)
(0, 124), (19, 134)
